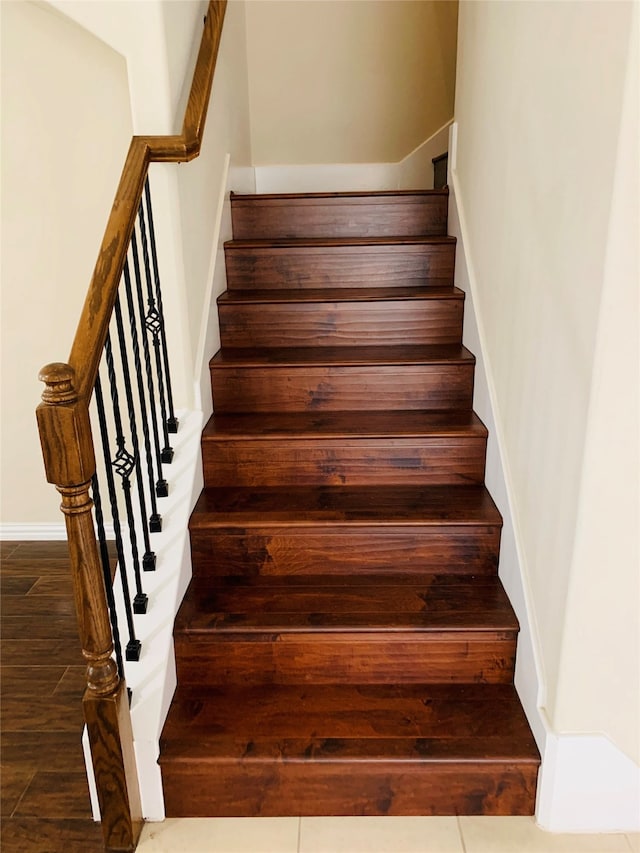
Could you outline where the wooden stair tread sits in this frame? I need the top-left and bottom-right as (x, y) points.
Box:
(210, 344), (474, 368)
(202, 410), (487, 440)
(175, 575), (518, 634)
(189, 485), (502, 528)
(164, 186), (540, 817)
(225, 236), (456, 249)
(218, 286), (462, 304)
(160, 683), (539, 761)
(231, 190), (449, 202)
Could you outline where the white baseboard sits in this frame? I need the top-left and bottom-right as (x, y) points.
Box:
(537, 728), (640, 832)
(253, 121), (452, 194)
(0, 523), (69, 540)
(0, 522), (115, 541)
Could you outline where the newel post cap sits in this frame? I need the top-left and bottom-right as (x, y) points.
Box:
(39, 362), (77, 404)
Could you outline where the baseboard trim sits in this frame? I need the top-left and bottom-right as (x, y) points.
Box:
(1, 523), (68, 540)
(0, 522), (115, 541)
(537, 727), (640, 832)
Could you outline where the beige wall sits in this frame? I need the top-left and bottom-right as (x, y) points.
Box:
(176, 0), (254, 385)
(454, 0), (638, 761)
(0, 1), (133, 525)
(553, 5), (639, 760)
(0, 0), (254, 528)
(245, 0), (458, 164)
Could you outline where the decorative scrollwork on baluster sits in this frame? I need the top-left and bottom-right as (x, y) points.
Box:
(138, 195), (174, 464)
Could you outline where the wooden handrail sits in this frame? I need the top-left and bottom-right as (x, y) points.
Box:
(36, 4), (227, 850)
(69, 0), (226, 402)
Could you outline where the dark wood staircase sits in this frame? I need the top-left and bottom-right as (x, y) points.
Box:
(159, 189), (540, 817)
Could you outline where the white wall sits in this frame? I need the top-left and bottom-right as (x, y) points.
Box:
(452, 0), (639, 828)
(0, 0), (133, 526)
(245, 0), (458, 165)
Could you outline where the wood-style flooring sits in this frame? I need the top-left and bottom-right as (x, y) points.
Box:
(1, 541), (105, 853)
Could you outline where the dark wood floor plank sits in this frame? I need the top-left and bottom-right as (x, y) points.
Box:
(1, 616), (80, 641)
(0, 541), (102, 848)
(0, 541), (21, 559)
(0, 576), (37, 596)
(8, 542), (70, 559)
(1, 666), (67, 697)
(0, 818), (104, 853)
(0, 639), (84, 668)
(0, 767), (35, 818)
(0, 693), (84, 732)
(1, 731), (86, 773)
(53, 666), (87, 697)
(0, 558), (71, 576)
(1, 595), (76, 618)
(14, 773), (93, 819)
(26, 575), (74, 597)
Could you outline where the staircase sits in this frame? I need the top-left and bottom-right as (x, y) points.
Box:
(159, 189), (540, 817)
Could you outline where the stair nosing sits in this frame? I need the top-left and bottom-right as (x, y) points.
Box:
(202, 411), (488, 441)
(230, 189), (449, 202)
(209, 345), (475, 369)
(224, 236), (456, 250)
(189, 485), (503, 530)
(217, 286), (464, 305)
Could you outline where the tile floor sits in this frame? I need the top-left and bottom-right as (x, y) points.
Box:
(138, 817), (639, 853)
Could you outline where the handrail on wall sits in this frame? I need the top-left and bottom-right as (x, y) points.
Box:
(35, 4), (226, 851)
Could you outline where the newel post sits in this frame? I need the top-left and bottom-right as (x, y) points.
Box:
(37, 363), (143, 852)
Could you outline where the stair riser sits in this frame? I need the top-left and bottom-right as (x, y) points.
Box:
(189, 526), (501, 577)
(202, 438), (487, 487)
(218, 299), (463, 348)
(174, 632), (517, 686)
(224, 244), (455, 290)
(161, 763), (537, 817)
(231, 197), (448, 240)
(211, 364), (474, 413)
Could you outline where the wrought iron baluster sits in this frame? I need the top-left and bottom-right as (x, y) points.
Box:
(94, 374), (141, 661)
(103, 332), (148, 615)
(91, 474), (125, 679)
(137, 196), (173, 463)
(122, 259), (163, 533)
(130, 228), (168, 501)
(144, 177), (178, 434)
(113, 292), (156, 572)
